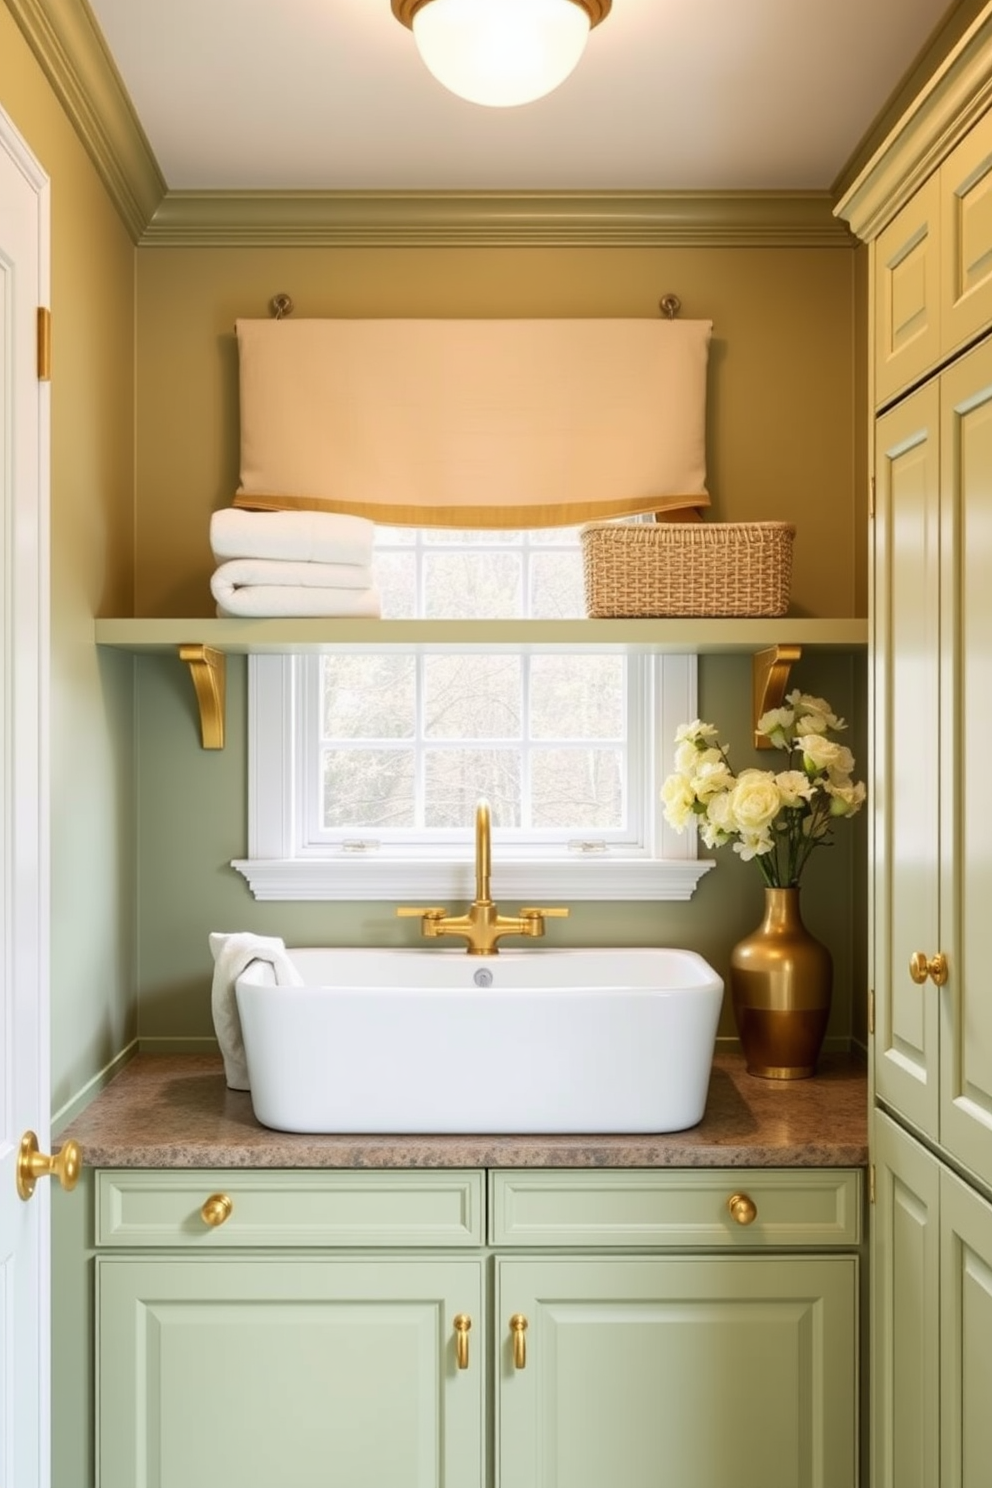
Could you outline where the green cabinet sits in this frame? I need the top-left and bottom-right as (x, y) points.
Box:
(94, 1166), (861, 1488)
(872, 1110), (992, 1488)
(496, 1255), (856, 1488)
(874, 334), (992, 1190)
(98, 1255), (485, 1488)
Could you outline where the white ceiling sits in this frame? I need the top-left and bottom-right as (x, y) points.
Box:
(85, 0), (957, 194)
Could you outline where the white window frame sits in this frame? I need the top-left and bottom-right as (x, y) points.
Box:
(233, 652), (714, 901)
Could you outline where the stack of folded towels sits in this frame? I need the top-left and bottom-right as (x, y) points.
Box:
(209, 508), (381, 618)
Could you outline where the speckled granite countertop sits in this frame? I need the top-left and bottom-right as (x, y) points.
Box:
(63, 1051), (868, 1169)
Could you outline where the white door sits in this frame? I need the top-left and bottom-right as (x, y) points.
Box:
(0, 105), (51, 1488)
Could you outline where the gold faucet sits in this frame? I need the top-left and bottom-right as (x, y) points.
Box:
(396, 798), (569, 954)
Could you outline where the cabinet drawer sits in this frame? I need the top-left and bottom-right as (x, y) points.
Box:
(489, 1168), (862, 1248)
(96, 1169), (485, 1248)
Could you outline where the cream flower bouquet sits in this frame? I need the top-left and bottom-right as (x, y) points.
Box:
(661, 689), (865, 889)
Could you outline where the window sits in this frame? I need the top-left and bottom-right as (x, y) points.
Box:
(233, 527), (712, 902)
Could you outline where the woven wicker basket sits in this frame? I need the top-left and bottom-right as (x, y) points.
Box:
(581, 520), (795, 618)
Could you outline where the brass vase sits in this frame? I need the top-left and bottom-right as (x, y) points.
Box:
(729, 886), (832, 1079)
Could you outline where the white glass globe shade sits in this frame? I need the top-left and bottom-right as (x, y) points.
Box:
(412, 0), (592, 107)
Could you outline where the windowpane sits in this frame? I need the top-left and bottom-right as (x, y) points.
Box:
(322, 749), (415, 828)
(423, 550), (523, 618)
(321, 655), (415, 738)
(423, 655), (521, 739)
(424, 750), (521, 827)
(373, 549), (416, 620)
(531, 748), (624, 829)
(529, 655), (624, 739)
(529, 548), (585, 618)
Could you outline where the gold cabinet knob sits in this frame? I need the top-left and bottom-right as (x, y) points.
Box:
(728, 1192), (758, 1226)
(510, 1313), (528, 1369)
(909, 951), (948, 986)
(453, 1313), (471, 1369)
(200, 1193), (234, 1227)
(17, 1131), (81, 1201)
(926, 952), (948, 986)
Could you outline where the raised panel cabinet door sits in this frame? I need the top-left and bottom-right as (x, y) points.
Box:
(873, 382), (942, 1138)
(940, 110), (992, 360)
(97, 1256), (485, 1488)
(870, 1111), (940, 1488)
(496, 1254), (857, 1488)
(937, 337), (992, 1187)
(875, 173), (942, 408)
(940, 1167), (992, 1488)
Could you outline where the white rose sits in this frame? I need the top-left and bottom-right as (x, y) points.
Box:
(826, 779), (866, 817)
(775, 770), (814, 807)
(729, 770), (782, 834)
(692, 759), (735, 802)
(674, 741), (722, 775)
(674, 719), (720, 747)
(786, 691), (844, 730)
(733, 830), (775, 862)
(660, 771), (696, 831)
(756, 706), (794, 747)
(799, 734), (847, 774)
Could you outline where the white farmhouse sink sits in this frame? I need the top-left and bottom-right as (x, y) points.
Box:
(235, 947), (723, 1135)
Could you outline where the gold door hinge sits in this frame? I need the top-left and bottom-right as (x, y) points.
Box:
(869, 475), (875, 519)
(869, 1164), (876, 1205)
(868, 988), (875, 1036)
(37, 307), (51, 381)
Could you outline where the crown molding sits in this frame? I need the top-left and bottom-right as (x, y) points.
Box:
(141, 190), (853, 248)
(835, 2), (992, 242)
(5, 0), (165, 241)
(7, 0), (854, 248)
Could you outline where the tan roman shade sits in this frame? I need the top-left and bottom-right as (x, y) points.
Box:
(234, 317), (712, 528)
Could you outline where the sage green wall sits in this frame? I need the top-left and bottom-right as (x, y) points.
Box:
(133, 244), (866, 620)
(0, 4), (137, 1121)
(136, 647), (865, 1051)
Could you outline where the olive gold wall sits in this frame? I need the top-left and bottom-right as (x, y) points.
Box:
(134, 243), (867, 619)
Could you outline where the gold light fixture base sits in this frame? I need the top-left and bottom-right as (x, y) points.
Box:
(391, 0), (612, 29)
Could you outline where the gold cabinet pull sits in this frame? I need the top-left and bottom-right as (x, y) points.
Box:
(909, 951), (948, 986)
(453, 1313), (471, 1369)
(728, 1192), (758, 1226)
(16, 1131), (82, 1201)
(510, 1313), (528, 1369)
(201, 1193), (234, 1227)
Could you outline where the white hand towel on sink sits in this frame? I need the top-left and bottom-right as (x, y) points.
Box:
(208, 931), (304, 1090)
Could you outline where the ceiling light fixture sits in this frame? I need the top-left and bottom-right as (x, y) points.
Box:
(391, 0), (611, 108)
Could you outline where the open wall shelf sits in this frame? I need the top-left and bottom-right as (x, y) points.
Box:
(95, 617), (867, 750)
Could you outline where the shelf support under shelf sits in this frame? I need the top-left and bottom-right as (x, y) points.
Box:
(179, 644), (226, 749)
(752, 643), (802, 748)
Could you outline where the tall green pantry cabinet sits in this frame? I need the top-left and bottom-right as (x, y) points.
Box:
(837, 19), (992, 1488)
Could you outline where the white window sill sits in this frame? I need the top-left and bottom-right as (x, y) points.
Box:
(231, 856), (715, 902)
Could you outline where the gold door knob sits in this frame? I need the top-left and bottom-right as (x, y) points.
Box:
(510, 1313), (528, 1369)
(728, 1192), (758, 1226)
(16, 1131), (82, 1201)
(909, 951), (948, 986)
(453, 1313), (471, 1369)
(200, 1193), (234, 1227)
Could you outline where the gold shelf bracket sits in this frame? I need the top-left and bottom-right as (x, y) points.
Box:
(179, 644), (226, 749)
(752, 643), (802, 749)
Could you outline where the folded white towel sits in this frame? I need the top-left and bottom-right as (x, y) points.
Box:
(211, 557), (376, 591)
(211, 507), (375, 566)
(212, 581), (383, 619)
(208, 932), (304, 1090)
